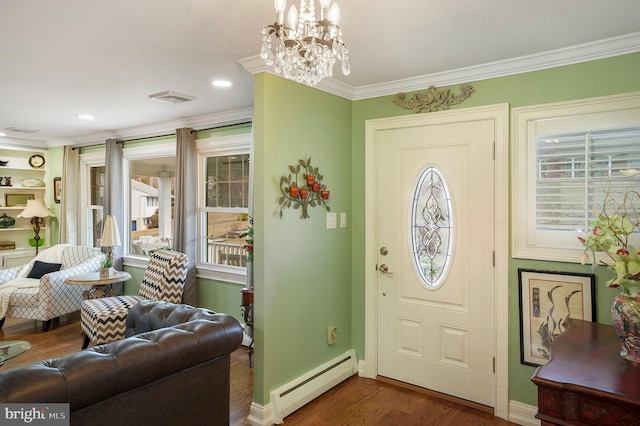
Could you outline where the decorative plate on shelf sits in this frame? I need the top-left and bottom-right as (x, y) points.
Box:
(28, 154), (45, 169)
(20, 178), (45, 187)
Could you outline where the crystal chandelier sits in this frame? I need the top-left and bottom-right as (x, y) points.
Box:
(260, 0), (350, 86)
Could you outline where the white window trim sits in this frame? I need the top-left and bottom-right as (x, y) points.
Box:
(512, 91), (640, 262)
(196, 133), (252, 284)
(79, 151), (105, 247)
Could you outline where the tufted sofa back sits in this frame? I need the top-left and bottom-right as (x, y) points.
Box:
(125, 300), (241, 341)
(0, 300), (243, 426)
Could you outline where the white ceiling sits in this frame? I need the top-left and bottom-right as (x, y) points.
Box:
(1, 0), (639, 148)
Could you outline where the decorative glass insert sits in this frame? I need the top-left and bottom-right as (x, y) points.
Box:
(411, 167), (454, 287)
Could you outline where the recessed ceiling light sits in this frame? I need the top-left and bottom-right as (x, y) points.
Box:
(0, 133), (5, 137)
(212, 80), (232, 88)
(77, 114), (95, 120)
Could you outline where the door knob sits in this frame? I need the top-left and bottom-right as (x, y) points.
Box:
(378, 264), (393, 275)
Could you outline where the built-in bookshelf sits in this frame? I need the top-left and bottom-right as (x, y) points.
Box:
(0, 147), (49, 268)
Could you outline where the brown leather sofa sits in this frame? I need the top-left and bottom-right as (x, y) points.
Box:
(0, 300), (243, 426)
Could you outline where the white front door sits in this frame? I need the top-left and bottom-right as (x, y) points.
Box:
(374, 109), (497, 407)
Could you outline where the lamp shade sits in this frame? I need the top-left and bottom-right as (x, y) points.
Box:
(101, 215), (121, 247)
(17, 199), (55, 219)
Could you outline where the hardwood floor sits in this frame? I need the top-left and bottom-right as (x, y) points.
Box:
(0, 315), (516, 425)
(281, 376), (516, 426)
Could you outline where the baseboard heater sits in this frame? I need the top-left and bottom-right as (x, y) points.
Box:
(270, 349), (358, 424)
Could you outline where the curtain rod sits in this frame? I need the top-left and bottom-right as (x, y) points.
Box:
(71, 120), (252, 150)
(71, 140), (124, 150)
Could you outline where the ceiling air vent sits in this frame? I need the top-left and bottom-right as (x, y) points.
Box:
(148, 91), (196, 104)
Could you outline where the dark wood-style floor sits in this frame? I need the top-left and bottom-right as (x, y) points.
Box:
(0, 314), (516, 425)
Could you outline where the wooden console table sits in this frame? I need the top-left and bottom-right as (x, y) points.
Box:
(532, 319), (640, 425)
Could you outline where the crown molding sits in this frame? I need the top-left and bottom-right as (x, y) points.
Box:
(48, 107), (254, 148)
(240, 32), (640, 102)
(237, 54), (355, 100)
(353, 32), (640, 100)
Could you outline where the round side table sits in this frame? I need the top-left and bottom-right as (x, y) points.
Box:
(65, 270), (132, 299)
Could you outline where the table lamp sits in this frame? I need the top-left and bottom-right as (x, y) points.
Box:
(101, 215), (121, 273)
(18, 199), (54, 255)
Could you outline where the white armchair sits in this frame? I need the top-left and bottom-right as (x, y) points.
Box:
(0, 244), (104, 331)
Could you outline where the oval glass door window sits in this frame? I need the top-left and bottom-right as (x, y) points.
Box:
(411, 166), (454, 288)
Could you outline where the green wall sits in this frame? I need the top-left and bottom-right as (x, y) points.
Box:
(252, 73), (353, 404)
(196, 277), (246, 321)
(350, 52), (640, 407)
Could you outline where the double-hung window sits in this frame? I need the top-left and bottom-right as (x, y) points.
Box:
(513, 93), (640, 262)
(79, 152), (105, 247)
(197, 134), (251, 283)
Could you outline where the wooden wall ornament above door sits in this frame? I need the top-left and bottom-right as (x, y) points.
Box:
(392, 84), (475, 113)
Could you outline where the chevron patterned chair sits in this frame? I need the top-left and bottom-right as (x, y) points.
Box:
(80, 249), (189, 349)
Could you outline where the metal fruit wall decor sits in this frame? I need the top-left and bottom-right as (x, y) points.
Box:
(278, 158), (330, 219)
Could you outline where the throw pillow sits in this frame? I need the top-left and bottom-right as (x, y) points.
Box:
(28, 261), (62, 279)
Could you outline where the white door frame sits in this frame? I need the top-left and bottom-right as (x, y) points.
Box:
(363, 103), (510, 420)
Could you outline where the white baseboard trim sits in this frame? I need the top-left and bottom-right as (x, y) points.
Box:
(358, 359), (366, 377)
(270, 349), (358, 424)
(247, 402), (273, 426)
(246, 350), (358, 425)
(508, 400), (540, 426)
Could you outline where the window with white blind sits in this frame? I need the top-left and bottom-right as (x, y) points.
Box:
(513, 92), (640, 262)
(537, 127), (640, 232)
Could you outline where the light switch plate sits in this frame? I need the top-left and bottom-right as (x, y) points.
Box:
(340, 212), (347, 228)
(327, 212), (337, 229)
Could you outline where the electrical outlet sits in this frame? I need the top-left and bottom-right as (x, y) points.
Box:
(328, 326), (337, 344)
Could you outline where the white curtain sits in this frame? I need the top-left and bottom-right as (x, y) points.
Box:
(59, 146), (80, 245)
(174, 127), (198, 306)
